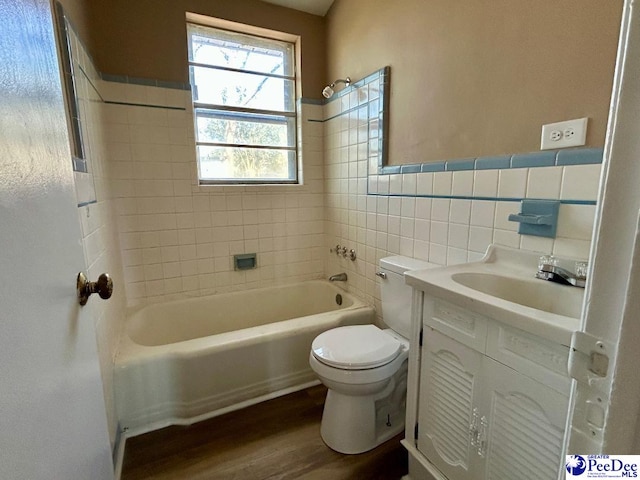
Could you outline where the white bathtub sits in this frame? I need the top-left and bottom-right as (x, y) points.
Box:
(114, 280), (374, 436)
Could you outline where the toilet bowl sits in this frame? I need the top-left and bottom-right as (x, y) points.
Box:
(310, 256), (437, 454)
(310, 325), (409, 454)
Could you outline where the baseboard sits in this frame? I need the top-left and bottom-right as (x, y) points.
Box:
(112, 423), (126, 480)
(401, 439), (447, 480)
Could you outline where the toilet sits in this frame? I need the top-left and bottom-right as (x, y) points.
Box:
(309, 256), (436, 454)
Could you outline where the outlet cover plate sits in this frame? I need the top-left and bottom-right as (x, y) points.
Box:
(541, 117), (588, 150)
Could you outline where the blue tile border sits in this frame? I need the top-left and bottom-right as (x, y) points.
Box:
(446, 159), (475, 171)
(421, 162), (446, 173)
(103, 100), (186, 111)
(366, 147), (602, 204)
(300, 97), (324, 106)
(556, 147), (604, 166)
(400, 164), (421, 174)
(475, 155), (511, 170)
(367, 193), (596, 206)
(511, 151), (556, 168)
(374, 147), (602, 176)
(381, 165), (401, 174)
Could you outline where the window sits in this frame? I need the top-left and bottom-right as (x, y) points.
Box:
(187, 23), (298, 184)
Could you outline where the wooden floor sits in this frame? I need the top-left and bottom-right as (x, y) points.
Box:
(121, 385), (408, 480)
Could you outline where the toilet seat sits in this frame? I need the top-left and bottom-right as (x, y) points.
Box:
(311, 325), (401, 370)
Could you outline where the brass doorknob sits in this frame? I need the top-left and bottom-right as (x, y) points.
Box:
(77, 272), (113, 306)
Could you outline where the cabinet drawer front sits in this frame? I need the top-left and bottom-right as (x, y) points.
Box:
(424, 297), (489, 352)
(486, 323), (571, 395)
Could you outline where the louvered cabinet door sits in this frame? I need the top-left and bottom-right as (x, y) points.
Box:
(482, 358), (569, 480)
(417, 328), (485, 480)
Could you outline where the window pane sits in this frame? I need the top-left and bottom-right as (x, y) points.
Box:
(191, 65), (295, 112)
(195, 109), (295, 148)
(198, 146), (296, 182)
(188, 24), (294, 77)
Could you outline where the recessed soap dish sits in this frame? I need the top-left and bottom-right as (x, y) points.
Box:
(234, 253), (257, 270)
(508, 200), (560, 238)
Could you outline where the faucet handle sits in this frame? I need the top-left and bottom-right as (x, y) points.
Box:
(538, 254), (557, 270)
(575, 261), (588, 280)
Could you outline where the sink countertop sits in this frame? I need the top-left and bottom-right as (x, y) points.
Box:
(405, 245), (583, 346)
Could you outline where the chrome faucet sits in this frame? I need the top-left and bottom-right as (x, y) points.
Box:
(329, 272), (348, 282)
(535, 255), (587, 288)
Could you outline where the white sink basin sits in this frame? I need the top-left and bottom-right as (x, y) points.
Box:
(451, 272), (584, 318)
(405, 245), (585, 345)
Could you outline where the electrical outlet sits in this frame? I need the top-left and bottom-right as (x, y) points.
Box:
(550, 130), (562, 141)
(541, 118), (588, 150)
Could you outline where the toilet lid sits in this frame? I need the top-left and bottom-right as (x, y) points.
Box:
(312, 325), (402, 370)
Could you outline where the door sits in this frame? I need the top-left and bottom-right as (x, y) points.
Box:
(565, 0), (640, 455)
(418, 328), (485, 480)
(0, 1), (113, 479)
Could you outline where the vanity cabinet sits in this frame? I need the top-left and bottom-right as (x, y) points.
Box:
(406, 294), (571, 480)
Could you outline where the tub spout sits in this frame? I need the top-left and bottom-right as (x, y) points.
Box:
(329, 273), (347, 282)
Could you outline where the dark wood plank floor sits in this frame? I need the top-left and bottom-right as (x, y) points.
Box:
(121, 385), (408, 480)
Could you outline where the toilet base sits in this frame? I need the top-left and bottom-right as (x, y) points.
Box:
(319, 365), (407, 454)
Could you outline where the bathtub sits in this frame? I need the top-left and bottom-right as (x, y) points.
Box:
(114, 280), (374, 436)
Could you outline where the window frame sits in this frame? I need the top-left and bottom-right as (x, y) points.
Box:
(186, 21), (300, 186)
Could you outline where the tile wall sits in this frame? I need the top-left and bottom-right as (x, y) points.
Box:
(65, 24), (126, 447)
(321, 74), (601, 319)
(99, 86), (326, 307)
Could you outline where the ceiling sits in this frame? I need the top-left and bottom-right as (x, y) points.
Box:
(260, 0), (335, 16)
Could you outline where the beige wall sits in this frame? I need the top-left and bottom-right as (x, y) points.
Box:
(326, 0), (623, 165)
(56, 0), (92, 45)
(85, 0), (326, 98)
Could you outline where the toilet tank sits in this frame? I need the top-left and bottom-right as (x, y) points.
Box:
(379, 256), (437, 338)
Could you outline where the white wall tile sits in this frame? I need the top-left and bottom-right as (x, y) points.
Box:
(470, 200), (496, 227)
(557, 204), (597, 240)
(526, 166), (563, 199)
(520, 235), (554, 254)
(416, 172), (433, 195)
(449, 199), (471, 225)
(433, 171), (452, 196)
(447, 247), (468, 265)
(402, 173), (417, 195)
(498, 168), (528, 198)
(448, 223), (470, 250)
(452, 171), (474, 196)
(430, 221), (448, 245)
(431, 198), (450, 222)
(429, 244), (447, 265)
(560, 164), (602, 201)
(468, 226), (493, 254)
(389, 174), (402, 195)
(473, 170), (499, 197)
